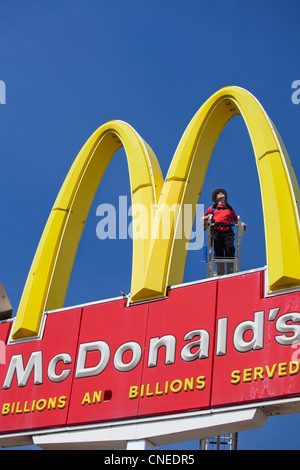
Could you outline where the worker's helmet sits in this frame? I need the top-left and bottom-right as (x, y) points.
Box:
(212, 188), (228, 203)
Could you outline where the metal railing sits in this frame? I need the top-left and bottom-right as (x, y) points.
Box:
(200, 433), (238, 450)
(206, 217), (246, 278)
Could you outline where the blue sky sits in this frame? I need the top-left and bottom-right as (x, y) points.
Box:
(1, 0), (300, 450)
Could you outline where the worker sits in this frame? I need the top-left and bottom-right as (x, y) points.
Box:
(201, 188), (244, 275)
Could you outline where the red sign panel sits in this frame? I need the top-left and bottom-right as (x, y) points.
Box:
(67, 299), (149, 425)
(212, 271), (300, 407)
(1, 269), (300, 436)
(0, 308), (81, 433)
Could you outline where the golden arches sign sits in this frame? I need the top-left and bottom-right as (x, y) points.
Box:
(12, 86), (300, 340)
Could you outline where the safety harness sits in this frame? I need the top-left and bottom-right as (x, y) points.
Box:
(211, 203), (234, 229)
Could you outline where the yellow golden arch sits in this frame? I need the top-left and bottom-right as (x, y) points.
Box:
(12, 86), (300, 340)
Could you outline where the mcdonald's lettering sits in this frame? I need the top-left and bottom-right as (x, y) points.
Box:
(1, 272), (300, 435)
(1, 87), (300, 443)
(2, 304), (300, 392)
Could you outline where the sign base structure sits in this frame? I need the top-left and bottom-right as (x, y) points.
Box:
(1, 267), (300, 449)
(0, 404), (270, 449)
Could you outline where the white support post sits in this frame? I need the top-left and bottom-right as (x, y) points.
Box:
(126, 439), (155, 450)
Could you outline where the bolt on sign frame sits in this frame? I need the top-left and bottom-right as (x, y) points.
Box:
(11, 86), (300, 341)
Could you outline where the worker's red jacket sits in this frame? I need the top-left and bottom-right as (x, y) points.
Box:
(205, 204), (238, 231)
